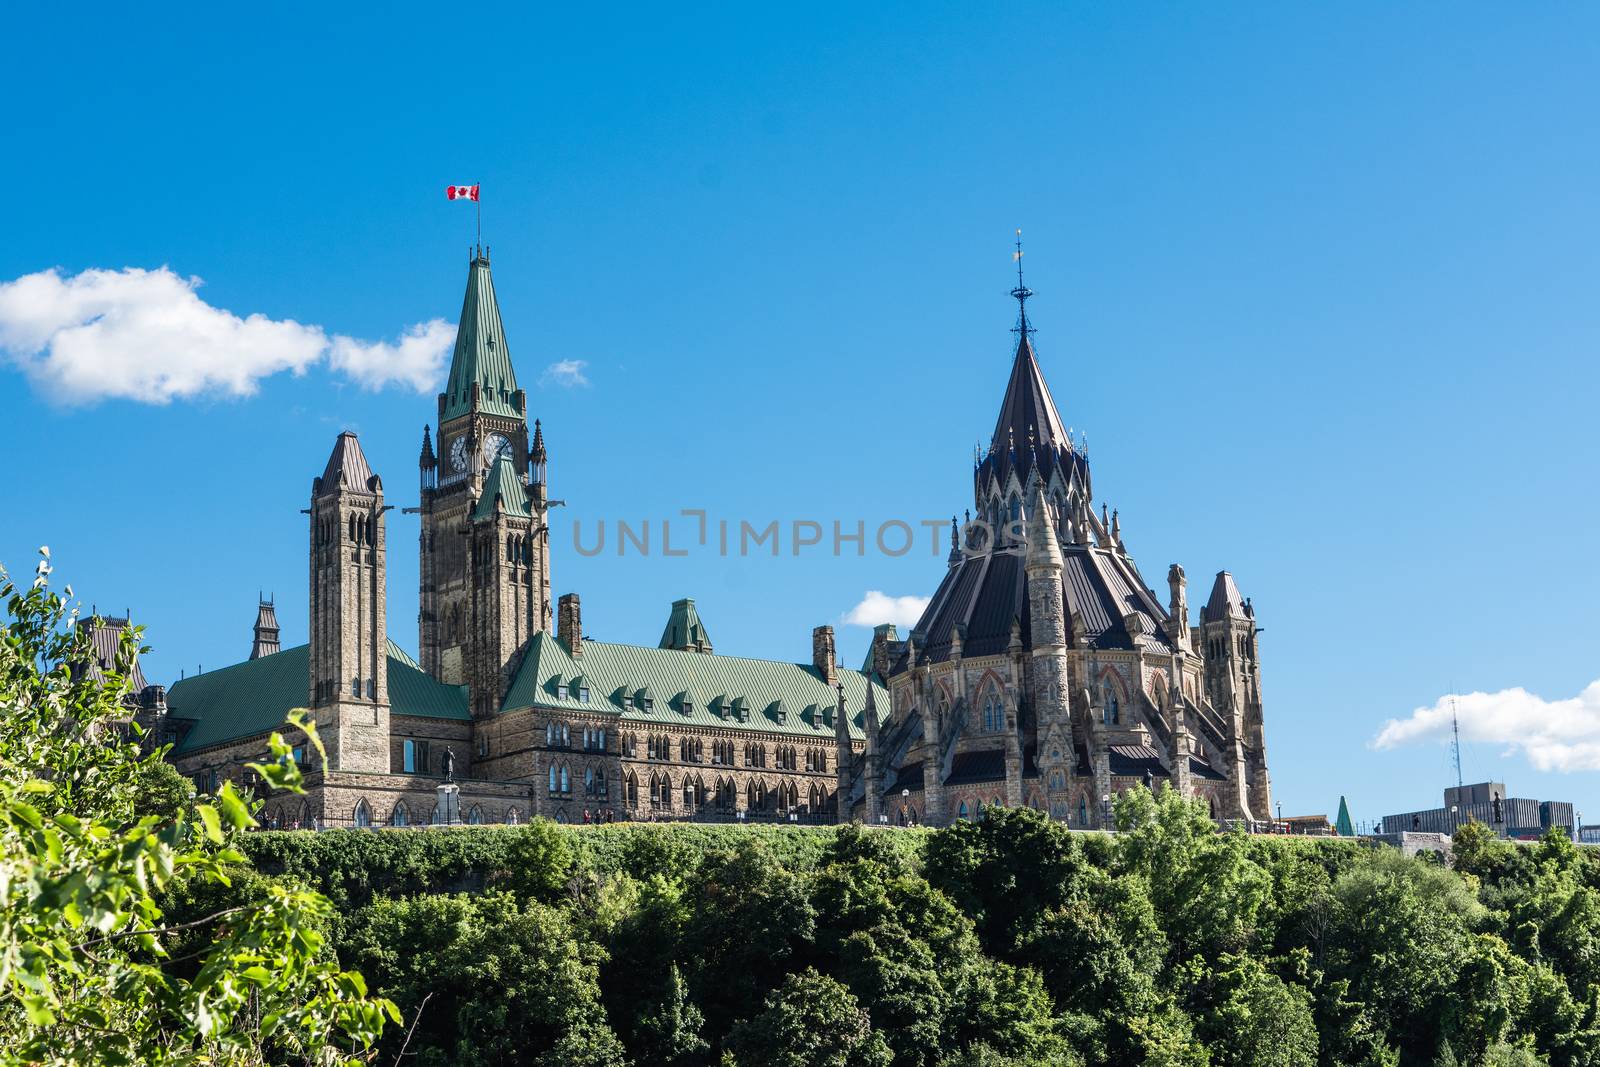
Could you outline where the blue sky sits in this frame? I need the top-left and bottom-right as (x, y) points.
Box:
(3, 3), (1598, 826)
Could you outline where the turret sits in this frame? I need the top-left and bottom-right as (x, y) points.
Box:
(1025, 482), (1075, 818)
(1201, 571), (1270, 820)
(308, 431), (390, 772)
(659, 598), (713, 654)
(419, 425), (437, 490)
(250, 596), (280, 660)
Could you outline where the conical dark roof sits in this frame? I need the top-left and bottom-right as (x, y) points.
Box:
(442, 254), (521, 422)
(991, 332), (1069, 458)
(976, 330), (1084, 493)
(319, 432), (376, 492)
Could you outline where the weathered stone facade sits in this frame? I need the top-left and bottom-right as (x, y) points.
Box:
(162, 249), (1270, 832)
(163, 249), (874, 827)
(835, 280), (1273, 829)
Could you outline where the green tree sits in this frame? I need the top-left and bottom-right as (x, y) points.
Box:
(1016, 867), (1167, 1064)
(1116, 785), (1270, 963)
(1325, 847), (1494, 1063)
(1200, 956), (1318, 1067)
(341, 890), (625, 1067)
(634, 963), (708, 1067)
(0, 554), (395, 1065)
(924, 806), (1089, 953)
(504, 817), (577, 902)
(725, 968), (891, 1067)
(684, 838), (818, 1038)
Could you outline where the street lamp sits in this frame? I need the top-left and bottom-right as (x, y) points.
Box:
(1101, 793), (1112, 829)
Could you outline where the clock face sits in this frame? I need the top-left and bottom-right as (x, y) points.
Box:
(449, 436), (469, 473)
(483, 433), (514, 467)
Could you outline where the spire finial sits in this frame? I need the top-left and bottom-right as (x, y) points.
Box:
(1011, 228), (1035, 337)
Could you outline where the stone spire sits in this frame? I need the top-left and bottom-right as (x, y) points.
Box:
(419, 424), (436, 469)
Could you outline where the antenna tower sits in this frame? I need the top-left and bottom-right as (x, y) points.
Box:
(1450, 693), (1464, 790)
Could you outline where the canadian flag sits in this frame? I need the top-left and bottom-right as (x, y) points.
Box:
(446, 184), (480, 201)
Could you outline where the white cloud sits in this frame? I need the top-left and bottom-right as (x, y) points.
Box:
(328, 319), (456, 393)
(843, 590), (931, 629)
(1371, 679), (1600, 773)
(539, 359), (590, 388)
(0, 266), (457, 404)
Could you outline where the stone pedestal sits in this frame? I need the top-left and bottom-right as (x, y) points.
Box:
(434, 782), (461, 826)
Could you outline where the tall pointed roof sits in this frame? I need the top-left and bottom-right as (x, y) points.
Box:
(1201, 571), (1247, 622)
(442, 253), (521, 422)
(973, 250), (1084, 500)
(991, 332), (1070, 463)
(470, 454), (530, 520)
(1335, 796), (1355, 837)
(659, 598), (713, 654)
(318, 431), (377, 493)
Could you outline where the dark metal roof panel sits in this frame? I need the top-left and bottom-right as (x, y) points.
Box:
(945, 748), (1007, 786)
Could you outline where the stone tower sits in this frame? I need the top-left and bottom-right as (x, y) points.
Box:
(418, 250), (551, 714)
(1201, 572), (1271, 820)
(465, 455), (544, 714)
(308, 431), (390, 772)
(1025, 483), (1076, 820)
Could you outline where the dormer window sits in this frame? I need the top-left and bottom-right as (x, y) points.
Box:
(578, 686), (590, 703)
(682, 695), (694, 715)
(556, 682), (568, 701)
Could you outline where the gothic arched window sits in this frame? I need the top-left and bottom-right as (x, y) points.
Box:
(958, 801), (970, 820)
(559, 765), (570, 793)
(353, 799), (371, 829)
(467, 805), (484, 825)
(1102, 682), (1120, 725)
(982, 685), (1003, 732)
(1078, 797), (1088, 826)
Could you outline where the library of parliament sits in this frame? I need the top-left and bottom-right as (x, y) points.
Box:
(123, 247), (1272, 829)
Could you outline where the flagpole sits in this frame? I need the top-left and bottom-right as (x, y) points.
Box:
(476, 189), (481, 252)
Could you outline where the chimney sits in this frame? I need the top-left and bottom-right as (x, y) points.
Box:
(558, 593), (582, 658)
(812, 625), (837, 685)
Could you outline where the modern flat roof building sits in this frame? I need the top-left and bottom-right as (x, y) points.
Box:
(1381, 781), (1574, 841)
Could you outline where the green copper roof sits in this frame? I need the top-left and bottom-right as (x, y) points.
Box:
(471, 455), (530, 520)
(442, 255), (521, 422)
(659, 597), (712, 652)
(166, 640), (469, 755)
(503, 631), (877, 740)
(1335, 795), (1354, 837)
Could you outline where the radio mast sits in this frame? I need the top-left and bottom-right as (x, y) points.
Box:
(1450, 693), (1464, 790)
